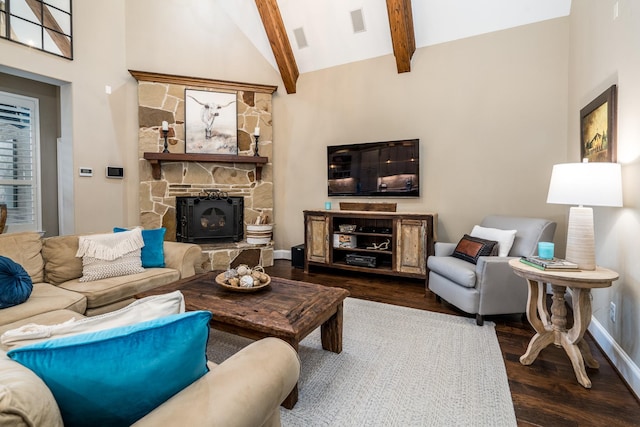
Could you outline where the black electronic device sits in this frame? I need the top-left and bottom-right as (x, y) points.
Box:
(361, 226), (392, 234)
(327, 139), (419, 197)
(345, 253), (378, 268)
(291, 244), (305, 269)
(106, 166), (124, 179)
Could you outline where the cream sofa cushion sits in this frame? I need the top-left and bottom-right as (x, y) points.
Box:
(58, 268), (180, 310)
(0, 284), (86, 326)
(0, 353), (63, 427)
(0, 232), (44, 283)
(42, 235), (82, 286)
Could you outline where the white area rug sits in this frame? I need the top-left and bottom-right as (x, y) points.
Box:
(206, 297), (517, 427)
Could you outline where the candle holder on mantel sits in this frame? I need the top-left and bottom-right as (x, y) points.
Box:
(254, 134), (260, 157)
(161, 129), (169, 153)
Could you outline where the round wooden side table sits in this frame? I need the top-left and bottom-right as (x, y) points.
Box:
(508, 258), (619, 388)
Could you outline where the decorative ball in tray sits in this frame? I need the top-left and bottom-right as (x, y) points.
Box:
(215, 264), (271, 292)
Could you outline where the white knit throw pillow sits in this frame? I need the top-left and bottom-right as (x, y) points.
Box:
(76, 228), (145, 282)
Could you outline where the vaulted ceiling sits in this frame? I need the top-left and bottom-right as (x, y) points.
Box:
(219, 0), (571, 94)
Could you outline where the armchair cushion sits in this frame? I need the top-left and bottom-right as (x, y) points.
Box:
(428, 255), (476, 288)
(451, 234), (498, 264)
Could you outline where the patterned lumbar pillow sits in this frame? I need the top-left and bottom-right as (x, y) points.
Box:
(76, 228), (145, 282)
(0, 256), (33, 308)
(451, 234), (499, 264)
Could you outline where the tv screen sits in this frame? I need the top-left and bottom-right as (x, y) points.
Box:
(327, 139), (419, 197)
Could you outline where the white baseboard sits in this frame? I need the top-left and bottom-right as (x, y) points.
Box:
(274, 249), (291, 260)
(589, 316), (640, 399)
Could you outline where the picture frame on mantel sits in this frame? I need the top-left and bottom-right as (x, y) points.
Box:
(580, 84), (617, 163)
(185, 88), (237, 155)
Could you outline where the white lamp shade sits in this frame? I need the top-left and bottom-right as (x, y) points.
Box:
(547, 163), (623, 207)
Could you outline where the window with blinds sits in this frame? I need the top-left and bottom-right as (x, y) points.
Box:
(0, 92), (41, 233)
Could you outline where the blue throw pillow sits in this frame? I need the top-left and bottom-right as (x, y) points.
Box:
(114, 227), (166, 268)
(0, 255), (33, 309)
(8, 310), (211, 427)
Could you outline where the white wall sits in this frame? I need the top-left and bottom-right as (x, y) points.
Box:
(569, 0), (640, 396)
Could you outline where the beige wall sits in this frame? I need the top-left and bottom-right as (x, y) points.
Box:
(1, 0), (133, 233)
(273, 18), (570, 250)
(569, 0), (640, 384)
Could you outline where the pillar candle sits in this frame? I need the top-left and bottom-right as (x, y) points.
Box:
(162, 121), (169, 131)
(254, 127), (260, 136)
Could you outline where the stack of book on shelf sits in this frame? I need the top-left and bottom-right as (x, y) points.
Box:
(519, 256), (580, 271)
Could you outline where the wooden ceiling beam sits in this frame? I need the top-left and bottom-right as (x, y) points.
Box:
(255, 0), (299, 94)
(385, 0), (416, 73)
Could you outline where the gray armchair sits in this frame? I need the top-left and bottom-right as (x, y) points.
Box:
(427, 215), (556, 325)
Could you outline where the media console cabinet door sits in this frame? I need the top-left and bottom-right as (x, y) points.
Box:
(395, 218), (427, 275)
(306, 215), (330, 263)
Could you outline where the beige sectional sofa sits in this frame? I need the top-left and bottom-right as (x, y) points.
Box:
(0, 230), (202, 334)
(0, 231), (301, 426)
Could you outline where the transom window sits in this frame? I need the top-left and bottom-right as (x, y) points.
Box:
(0, 0), (73, 59)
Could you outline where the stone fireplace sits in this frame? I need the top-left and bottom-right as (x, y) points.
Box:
(130, 70), (277, 271)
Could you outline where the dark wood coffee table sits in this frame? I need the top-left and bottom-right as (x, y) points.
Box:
(137, 271), (349, 409)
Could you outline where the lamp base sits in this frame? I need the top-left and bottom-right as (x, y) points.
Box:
(565, 206), (596, 270)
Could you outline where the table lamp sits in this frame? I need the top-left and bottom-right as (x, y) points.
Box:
(546, 162), (622, 270)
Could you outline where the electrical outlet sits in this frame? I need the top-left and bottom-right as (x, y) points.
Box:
(610, 302), (616, 323)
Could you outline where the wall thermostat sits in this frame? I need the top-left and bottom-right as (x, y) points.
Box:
(79, 167), (93, 177)
(106, 166), (124, 179)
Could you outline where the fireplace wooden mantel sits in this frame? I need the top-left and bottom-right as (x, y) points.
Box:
(143, 152), (268, 180)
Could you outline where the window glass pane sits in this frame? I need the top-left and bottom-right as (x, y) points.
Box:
(10, 0), (39, 23)
(46, 6), (70, 35)
(1, 12), (6, 38)
(10, 17), (43, 49)
(45, 0), (70, 14)
(43, 30), (68, 55)
(0, 184), (34, 224)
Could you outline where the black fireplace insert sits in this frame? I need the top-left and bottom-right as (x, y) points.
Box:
(176, 193), (244, 243)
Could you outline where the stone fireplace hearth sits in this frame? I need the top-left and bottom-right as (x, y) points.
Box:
(130, 70), (277, 271)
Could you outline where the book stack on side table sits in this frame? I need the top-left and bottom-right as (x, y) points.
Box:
(520, 256), (580, 271)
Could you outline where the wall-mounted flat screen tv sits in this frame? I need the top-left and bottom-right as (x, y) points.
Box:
(327, 139), (419, 197)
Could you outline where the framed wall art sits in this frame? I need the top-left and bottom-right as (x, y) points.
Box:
(580, 84), (617, 163)
(185, 89), (237, 154)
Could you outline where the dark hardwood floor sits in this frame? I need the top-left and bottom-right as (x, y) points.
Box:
(265, 260), (640, 427)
